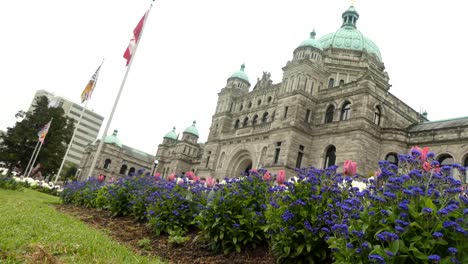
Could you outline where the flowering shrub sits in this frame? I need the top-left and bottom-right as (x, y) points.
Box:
(265, 165), (361, 263)
(0, 177), (26, 190)
(327, 149), (468, 263)
(60, 177), (104, 207)
(146, 179), (209, 236)
(96, 174), (159, 219)
(195, 171), (271, 254)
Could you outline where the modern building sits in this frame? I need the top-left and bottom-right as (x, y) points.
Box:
(78, 130), (155, 180)
(155, 6), (468, 179)
(28, 90), (104, 166)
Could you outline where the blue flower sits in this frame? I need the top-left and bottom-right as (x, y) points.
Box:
(428, 254), (441, 263)
(368, 254), (385, 263)
(281, 210), (295, 222)
(376, 231), (399, 242)
(422, 207), (433, 214)
(346, 243), (354, 249)
(432, 232), (443, 239)
(395, 226), (405, 233)
(362, 242), (369, 248)
(233, 223), (240, 228)
(385, 250), (395, 257)
(447, 247), (458, 255)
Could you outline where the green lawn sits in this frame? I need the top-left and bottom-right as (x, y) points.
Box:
(0, 188), (164, 264)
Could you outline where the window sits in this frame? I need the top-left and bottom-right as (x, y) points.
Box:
(325, 105), (335, 123)
(262, 112), (269, 123)
(311, 82), (314, 94)
(242, 117), (249, 127)
(119, 165), (128, 174)
(324, 146), (336, 168)
(305, 109), (311, 122)
(267, 96), (272, 103)
(438, 154), (454, 166)
(385, 153), (398, 166)
(240, 104), (243, 111)
(257, 99), (262, 106)
(183, 146), (187, 153)
(340, 101), (351, 121)
(103, 159), (111, 169)
(328, 78), (335, 88)
(252, 114), (258, 125)
(339, 79), (345, 86)
(206, 151), (212, 168)
(128, 167), (136, 176)
(229, 102), (233, 112)
(374, 106), (382, 126)
(272, 111), (276, 121)
(296, 145), (304, 168)
(234, 119), (240, 129)
(274, 142), (282, 164)
(304, 79), (308, 91)
(284, 106), (289, 118)
(464, 155), (468, 167)
(248, 102), (252, 108)
(218, 152), (225, 168)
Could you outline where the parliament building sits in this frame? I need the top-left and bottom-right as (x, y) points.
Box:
(155, 6), (468, 179)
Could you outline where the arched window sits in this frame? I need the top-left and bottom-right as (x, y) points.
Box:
(252, 114), (258, 125)
(234, 119), (240, 129)
(464, 155), (468, 168)
(328, 78), (335, 88)
(385, 153), (398, 166)
(257, 99), (262, 106)
(119, 164), (128, 174)
(248, 102), (252, 108)
(340, 101), (351, 121)
(262, 112), (269, 123)
(339, 79), (345, 86)
(325, 105), (335, 124)
(374, 105), (382, 126)
(438, 154), (454, 166)
(324, 146), (336, 168)
(128, 167), (136, 176)
(103, 159), (111, 169)
(267, 96), (272, 103)
(242, 117), (249, 127)
(240, 104), (243, 111)
(218, 152), (225, 168)
(272, 111), (276, 121)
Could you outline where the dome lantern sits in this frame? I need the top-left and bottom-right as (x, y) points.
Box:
(342, 6), (359, 29)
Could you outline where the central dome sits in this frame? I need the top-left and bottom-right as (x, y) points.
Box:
(318, 6), (382, 61)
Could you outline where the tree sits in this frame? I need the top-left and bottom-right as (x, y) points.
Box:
(0, 96), (75, 176)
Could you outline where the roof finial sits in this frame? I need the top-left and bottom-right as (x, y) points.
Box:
(172, 126), (176, 131)
(192, 120), (196, 126)
(310, 29), (316, 39)
(240, 63), (245, 71)
(112, 129), (118, 136)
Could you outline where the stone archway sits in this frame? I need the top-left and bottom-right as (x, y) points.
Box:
(226, 149), (253, 177)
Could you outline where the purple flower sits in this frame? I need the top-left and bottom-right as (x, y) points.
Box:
(447, 247), (458, 255)
(368, 254), (385, 264)
(385, 250), (395, 257)
(422, 207), (433, 214)
(432, 232), (443, 239)
(346, 243), (354, 249)
(428, 254), (441, 263)
(395, 226), (405, 233)
(376, 231), (399, 242)
(304, 221), (313, 232)
(281, 210), (295, 222)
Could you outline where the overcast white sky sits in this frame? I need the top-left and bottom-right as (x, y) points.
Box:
(1, 0), (467, 155)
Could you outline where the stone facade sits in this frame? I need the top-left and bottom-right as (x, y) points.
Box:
(155, 6), (468, 179)
(78, 130), (155, 180)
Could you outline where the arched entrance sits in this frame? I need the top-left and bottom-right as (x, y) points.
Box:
(226, 150), (253, 177)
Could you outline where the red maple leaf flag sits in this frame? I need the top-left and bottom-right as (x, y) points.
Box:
(123, 12), (148, 66)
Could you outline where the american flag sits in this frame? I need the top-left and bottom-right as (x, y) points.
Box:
(38, 120), (51, 144)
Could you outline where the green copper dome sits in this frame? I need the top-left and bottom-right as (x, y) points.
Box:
(104, 129), (123, 148)
(164, 127), (177, 140)
(230, 64), (249, 82)
(298, 30), (323, 50)
(318, 6), (382, 61)
(184, 121), (199, 137)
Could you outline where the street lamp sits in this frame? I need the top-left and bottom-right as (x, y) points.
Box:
(152, 160), (158, 176)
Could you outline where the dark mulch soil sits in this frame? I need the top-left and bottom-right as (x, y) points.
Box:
(56, 205), (275, 264)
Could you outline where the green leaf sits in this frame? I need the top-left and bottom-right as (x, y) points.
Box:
(296, 244), (305, 255)
(306, 243), (312, 253)
(233, 236), (237, 244)
(409, 246), (427, 260)
(284, 246), (291, 256)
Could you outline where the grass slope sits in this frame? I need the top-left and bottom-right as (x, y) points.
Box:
(0, 189), (163, 264)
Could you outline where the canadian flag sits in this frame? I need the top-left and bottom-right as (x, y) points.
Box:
(123, 12), (147, 66)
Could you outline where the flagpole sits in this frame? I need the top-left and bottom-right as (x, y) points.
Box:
(87, 3), (155, 179)
(54, 60), (104, 183)
(28, 118), (53, 178)
(54, 100), (89, 183)
(23, 140), (40, 177)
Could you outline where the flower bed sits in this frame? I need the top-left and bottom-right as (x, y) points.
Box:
(60, 148), (467, 263)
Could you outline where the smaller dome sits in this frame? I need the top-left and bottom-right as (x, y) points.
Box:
(230, 64), (249, 82)
(184, 120), (199, 137)
(104, 129), (122, 148)
(164, 127), (177, 140)
(298, 30), (323, 50)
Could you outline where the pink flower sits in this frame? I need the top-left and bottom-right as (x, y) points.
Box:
(250, 168), (257, 174)
(186, 171), (195, 180)
(423, 161), (431, 172)
(206, 176), (216, 188)
(98, 174), (105, 183)
(263, 171), (271, 181)
(344, 160), (357, 176)
(154, 172), (161, 177)
(410, 146), (430, 162)
(193, 176), (200, 182)
(276, 170), (286, 185)
(167, 173), (176, 182)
